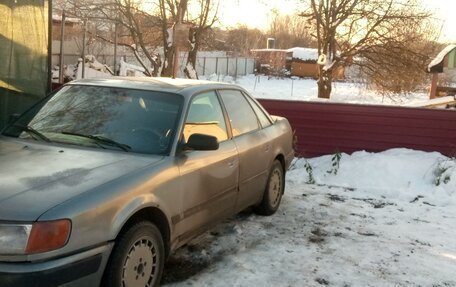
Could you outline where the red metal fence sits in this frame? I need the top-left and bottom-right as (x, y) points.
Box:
(258, 99), (456, 158)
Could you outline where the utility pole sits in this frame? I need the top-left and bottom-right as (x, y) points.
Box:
(47, 0), (53, 92)
(81, 19), (88, 79)
(58, 10), (65, 84)
(113, 22), (118, 75)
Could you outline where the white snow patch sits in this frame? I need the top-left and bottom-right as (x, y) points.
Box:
(185, 62), (198, 79)
(291, 148), (456, 206)
(405, 95), (456, 108)
(167, 28), (174, 48)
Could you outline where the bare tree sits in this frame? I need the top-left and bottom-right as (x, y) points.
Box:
(65, 0), (162, 76)
(268, 9), (316, 49)
(300, 0), (431, 99)
(359, 20), (441, 99)
(158, 0), (183, 77)
(224, 25), (267, 56)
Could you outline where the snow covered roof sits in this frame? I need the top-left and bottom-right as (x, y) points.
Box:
(286, 47), (319, 61)
(427, 44), (456, 72)
(251, 49), (287, 53)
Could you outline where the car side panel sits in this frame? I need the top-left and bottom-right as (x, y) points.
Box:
(174, 140), (239, 244)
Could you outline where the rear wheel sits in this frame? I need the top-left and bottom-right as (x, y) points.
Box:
(254, 159), (285, 216)
(102, 221), (165, 287)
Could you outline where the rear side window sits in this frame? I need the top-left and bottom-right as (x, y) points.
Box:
(219, 90), (259, 137)
(244, 94), (272, 128)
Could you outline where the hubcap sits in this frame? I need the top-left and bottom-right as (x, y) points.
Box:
(269, 167), (282, 208)
(122, 237), (158, 287)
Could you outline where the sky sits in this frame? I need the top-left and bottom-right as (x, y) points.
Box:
(216, 0), (456, 43)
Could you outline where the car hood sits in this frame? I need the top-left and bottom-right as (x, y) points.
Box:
(0, 137), (164, 221)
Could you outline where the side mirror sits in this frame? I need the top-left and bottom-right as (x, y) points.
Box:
(8, 113), (20, 125)
(186, 133), (219, 151)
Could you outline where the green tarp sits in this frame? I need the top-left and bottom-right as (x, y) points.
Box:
(0, 0), (49, 129)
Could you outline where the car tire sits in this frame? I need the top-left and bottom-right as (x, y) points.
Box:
(102, 221), (165, 287)
(254, 159), (285, 216)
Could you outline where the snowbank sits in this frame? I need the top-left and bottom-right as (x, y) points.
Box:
(290, 148), (456, 206)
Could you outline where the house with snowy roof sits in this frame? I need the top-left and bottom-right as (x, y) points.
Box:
(427, 44), (456, 99)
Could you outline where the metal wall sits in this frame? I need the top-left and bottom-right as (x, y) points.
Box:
(259, 99), (456, 158)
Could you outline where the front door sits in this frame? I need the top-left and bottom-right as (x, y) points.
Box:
(175, 91), (239, 243)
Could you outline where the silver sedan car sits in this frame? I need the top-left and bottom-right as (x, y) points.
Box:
(0, 77), (293, 287)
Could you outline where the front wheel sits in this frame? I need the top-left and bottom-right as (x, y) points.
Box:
(102, 221), (165, 287)
(254, 159), (285, 216)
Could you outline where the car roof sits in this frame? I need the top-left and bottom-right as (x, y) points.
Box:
(68, 77), (241, 96)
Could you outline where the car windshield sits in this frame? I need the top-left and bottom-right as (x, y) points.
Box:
(2, 85), (183, 155)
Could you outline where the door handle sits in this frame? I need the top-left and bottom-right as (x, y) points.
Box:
(264, 144), (270, 152)
(228, 160), (235, 167)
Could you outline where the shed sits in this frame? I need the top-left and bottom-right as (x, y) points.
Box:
(286, 47), (345, 79)
(427, 44), (456, 99)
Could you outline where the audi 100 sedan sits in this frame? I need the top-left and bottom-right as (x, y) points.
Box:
(0, 77), (294, 287)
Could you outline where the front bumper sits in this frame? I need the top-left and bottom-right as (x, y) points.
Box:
(0, 244), (113, 287)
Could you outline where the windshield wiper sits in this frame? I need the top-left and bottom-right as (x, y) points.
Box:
(13, 124), (51, 142)
(61, 131), (131, 152)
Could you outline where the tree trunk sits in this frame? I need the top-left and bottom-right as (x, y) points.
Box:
(184, 29), (199, 79)
(161, 47), (174, 77)
(317, 68), (332, 99)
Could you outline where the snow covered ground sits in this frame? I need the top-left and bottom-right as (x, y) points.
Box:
(162, 149), (456, 287)
(203, 74), (430, 106)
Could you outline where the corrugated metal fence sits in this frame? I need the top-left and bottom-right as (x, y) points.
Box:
(258, 99), (456, 158)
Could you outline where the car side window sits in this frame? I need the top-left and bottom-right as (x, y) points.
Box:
(183, 91), (228, 143)
(244, 94), (272, 128)
(219, 90), (260, 137)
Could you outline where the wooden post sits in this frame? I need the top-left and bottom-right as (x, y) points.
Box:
(234, 57), (238, 80)
(430, 73), (439, 99)
(226, 57), (229, 75)
(244, 58), (247, 75)
(202, 57), (206, 76)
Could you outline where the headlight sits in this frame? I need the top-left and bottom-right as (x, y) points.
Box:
(0, 219), (71, 255)
(0, 224), (32, 255)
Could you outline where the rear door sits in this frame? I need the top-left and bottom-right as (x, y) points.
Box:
(218, 89), (272, 212)
(176, 90), (239, 243)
